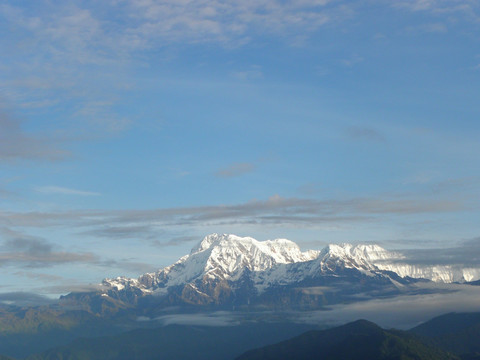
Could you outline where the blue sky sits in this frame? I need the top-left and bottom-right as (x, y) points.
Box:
(1, 0), (480, 299)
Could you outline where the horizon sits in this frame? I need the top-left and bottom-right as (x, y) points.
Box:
(1, 0), (480, 302)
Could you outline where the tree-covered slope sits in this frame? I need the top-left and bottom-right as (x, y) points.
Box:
(410, 312), (480, 358)
(236, 319), (458, 360)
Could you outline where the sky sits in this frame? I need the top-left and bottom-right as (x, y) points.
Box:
(0, 0), (480, 300)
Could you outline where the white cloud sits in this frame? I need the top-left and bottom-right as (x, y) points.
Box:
(118, 0), (339, 46)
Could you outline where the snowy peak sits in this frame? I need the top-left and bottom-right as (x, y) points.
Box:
(190, 233), (227, 254)
(190, 233), (316, 264)
(106, 234), (322, 295)
(184, 233), (319, 281)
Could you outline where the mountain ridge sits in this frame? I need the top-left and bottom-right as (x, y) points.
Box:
(102, 233), (480, 298)
(236, 319), (458, 360)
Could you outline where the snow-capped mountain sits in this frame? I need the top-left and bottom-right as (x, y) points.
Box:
(103, 233), (320, 295)
(87, 233), (480, 312)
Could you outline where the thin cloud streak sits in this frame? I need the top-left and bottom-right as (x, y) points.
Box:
(151, 235), (199, 248)
(0, 194), (463, 230)
(215, 162), (256, 178)
(35, 186), (100, 196)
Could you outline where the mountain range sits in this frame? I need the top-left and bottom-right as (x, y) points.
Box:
(63, 233), (479, 314)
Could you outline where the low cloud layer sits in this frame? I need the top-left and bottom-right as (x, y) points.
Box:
(136, 283), (480, 330)
(0, 291), (56, 306)
(300, 283), (480, 329)
(152, 311), (240, 327)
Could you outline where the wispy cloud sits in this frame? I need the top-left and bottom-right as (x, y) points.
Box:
(115, 0), (342, 47)
(215, 162), (256, 178)
(394, 237), (480, 267)
(14, 270), (65, 283)
(392, 0), (480, 21)
(0, 0), (348, 71)
(394, 0), (442, 12)
(0, 194), (463, 236)
(79, 224), (160, 240)
(340, 54), (364, 67)
(35, 186), (100, 196)
(345, 126), (385, 143)
(0, 227), (99, 268)
(0, 113), (68, 162)
(405, 22), (448, 33)
(0, 227), (154, 276)
(151, 235), (199, 248)
(232, 66), (264, 81)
